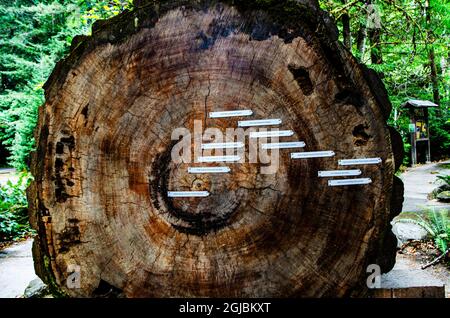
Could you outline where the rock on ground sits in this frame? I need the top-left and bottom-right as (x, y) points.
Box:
(391, 221), (428, 246)
(23, 278), (48, 298)
(437, 191), (450, 202)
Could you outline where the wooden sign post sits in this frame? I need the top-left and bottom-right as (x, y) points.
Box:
(402, 99), (438, 165)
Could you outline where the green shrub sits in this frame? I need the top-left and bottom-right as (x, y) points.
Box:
(437, 174), (450, 187)
(0, 1), (133, 170)
(0, 171), (33, 242)
(398, 209), (449, 258)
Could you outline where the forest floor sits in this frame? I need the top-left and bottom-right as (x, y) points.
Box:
(0, 162), (449, 297)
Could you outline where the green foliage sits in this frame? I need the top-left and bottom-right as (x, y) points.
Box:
(0, 172), (33, 241)
(0, 2), (78, 169)
(320, 0), (450, 163)
(429, 111), (450, 160)
(79, 0), (133, 27)
(0, 0), (132, 170)
(437, 174), (450, 187)
(398, 209), (450, 256)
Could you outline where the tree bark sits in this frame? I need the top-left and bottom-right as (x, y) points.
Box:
(341, 0), (352, 50)
(28, 0), (403, 297)
(356, 0), (370, 61)
(369, 28), (383, 64)
(356, 26), (366, 61)
(367, 0), (382, 65)
(429, 48), (440, 105)
(425, 0), (440, 106)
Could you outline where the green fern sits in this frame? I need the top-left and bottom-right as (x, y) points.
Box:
(437, 175), (450, 187)
(397, 209), (449, 255)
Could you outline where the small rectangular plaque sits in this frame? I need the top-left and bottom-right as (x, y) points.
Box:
(209, 110), (253, 118)
(167, 191), (210, 197)
(318, 169), (362, 177)
(338, 158), (382, 165)
(188, 167), (231, 173)
(249, 130), (294, 138)
(238, 119), (282, 127)
(262, 141), (305, 149)
(198, 155), (241, 162)
(328, 178), (372, 186)
(291, 151), (335, 159)
(201, 142), (244, 149)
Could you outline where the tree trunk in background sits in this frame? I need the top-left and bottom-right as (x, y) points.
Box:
(445, 49), (450, 106)
(341, 0), (352, 49)
(356, 25), (367, 61)
(28, 0), (403, 297)
(369, 28), (383, 64)
(367, 0), (382, 65)
(429, 48), (440, 105)
(356, 1), (370, 61)
(425, 0), (440, 106)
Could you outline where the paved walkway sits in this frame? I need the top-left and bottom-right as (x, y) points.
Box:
(400, 160), (450, 212)
(381, 253), (450, 297)
(0, 168), (18, 186)
(0, 239), (38, 298)
(1, 168), (37, 298)
(381, 160), (450, 296)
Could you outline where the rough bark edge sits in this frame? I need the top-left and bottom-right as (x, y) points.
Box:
(27, 105), (68, 297)
(388, 126), (405, 171)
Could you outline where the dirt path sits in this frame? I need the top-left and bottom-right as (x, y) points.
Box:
(0, 239), (38, 298)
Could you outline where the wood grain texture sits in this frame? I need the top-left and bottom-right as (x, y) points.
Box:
(370, 287), (445, 298)
(28, 0), (403, 297)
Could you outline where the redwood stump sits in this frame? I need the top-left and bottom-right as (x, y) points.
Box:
(28, 0), (403, 297)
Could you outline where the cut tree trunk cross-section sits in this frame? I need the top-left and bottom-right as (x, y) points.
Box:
(28, 0), (404, 297)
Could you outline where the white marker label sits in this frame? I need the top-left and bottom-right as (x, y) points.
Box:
(249, 130), (294, 138)
(198, 155), (240, 162)
(291, 151), (335, 159)
(238, 119), (282, 127)
(338, 158), (382, 165)
(318, 169), (362, 177)
(262, 141), (305, 149)
(168, 191), (210, 197)
(209, 110), (253, 118)
(328, 178), (372, 186)
(201, 142), (244, 149)
(188, 167), (231, 173)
